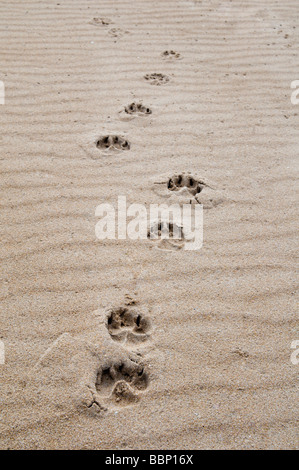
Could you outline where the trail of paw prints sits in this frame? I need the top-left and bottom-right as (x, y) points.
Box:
(147, 220), (186, 251)
(161, 50), (181, 60)
(106, 307), (151, 344)
(96, 135), (130, 151)
(144, 73), (170, 86)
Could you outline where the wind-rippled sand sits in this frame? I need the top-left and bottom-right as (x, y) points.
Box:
(0, 0), (298, 449)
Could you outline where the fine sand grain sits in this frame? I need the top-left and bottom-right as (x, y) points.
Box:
(0, 0), (298, 450)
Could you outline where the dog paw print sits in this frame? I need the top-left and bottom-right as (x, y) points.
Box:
(89, 17), (112, 26)
(161, 50), (181, 59)
(96, 135), (130, 150)
(124, 102), (152, 115)
(108, 28), (129, 39)
(147, 220), (185, 251)
(166, 173), (224, 208)
(107, 307), (151, 344)
(95, 356), (148, 407)
(168, 173), (206, 196)
(144, 73), (170, 85)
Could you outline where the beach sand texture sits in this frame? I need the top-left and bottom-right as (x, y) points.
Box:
(0, 0), (298, 449)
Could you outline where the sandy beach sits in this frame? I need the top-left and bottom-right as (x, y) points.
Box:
(0, 0), (298, 450)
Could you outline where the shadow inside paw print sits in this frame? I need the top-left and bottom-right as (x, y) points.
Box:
(96, 135), (130, 150)
(144, 73), (169, 85)
(107, 307), (151, 344)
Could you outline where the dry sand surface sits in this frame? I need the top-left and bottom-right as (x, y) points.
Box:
(0, 0), (298, 450)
